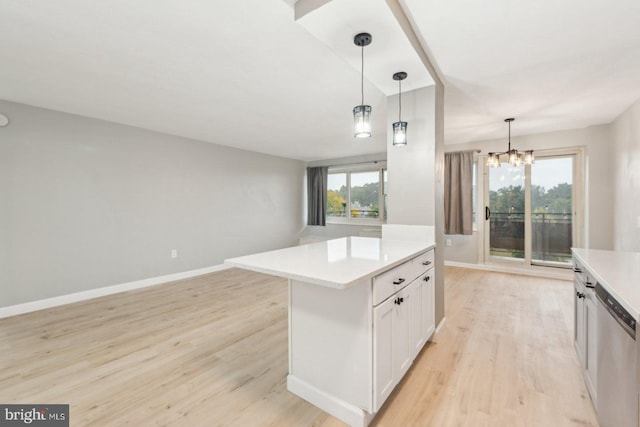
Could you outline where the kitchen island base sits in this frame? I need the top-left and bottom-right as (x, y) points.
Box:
(225, 237), (436, 427)
(289, 278), (374, 427)
(287, 252), (435, 426)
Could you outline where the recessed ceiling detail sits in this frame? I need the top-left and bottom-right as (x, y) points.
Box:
(294, 0), (434, 95)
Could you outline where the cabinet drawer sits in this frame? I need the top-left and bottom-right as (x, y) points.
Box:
(373, 260), (413, 306)
(412, 250), (434, 274)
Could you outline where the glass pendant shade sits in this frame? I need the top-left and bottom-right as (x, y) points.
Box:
(524, 150), (535, 165)
(392, 121), (407, 146)
(508, 149), (519, 165)
(487, 153), (500, 168)
(353, 105), (372, 138)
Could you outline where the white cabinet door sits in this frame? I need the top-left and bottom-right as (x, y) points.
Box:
(373, 295), (395, 411)
(585, 291), (597, 402)
(408, 271), (435, 360)
(422, 270), (435, 343)
(409, 278), (424, 359)
(394, 285), (412, 381)
(373, 285), (412, 412)
(574, 279), (585, 365)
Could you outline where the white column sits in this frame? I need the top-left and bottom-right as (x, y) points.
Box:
(386, 86), (436, 226)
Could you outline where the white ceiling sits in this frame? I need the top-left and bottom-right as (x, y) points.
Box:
(401, 0), (640, 143)
(1, 0), (640, 159)
(0, 0), (389, 162)
(295, 0), (433, 95)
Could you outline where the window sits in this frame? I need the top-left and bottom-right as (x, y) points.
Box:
(327, 165), (386, 224)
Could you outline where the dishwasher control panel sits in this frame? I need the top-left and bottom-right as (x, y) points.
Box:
(596, 282), (636, 337)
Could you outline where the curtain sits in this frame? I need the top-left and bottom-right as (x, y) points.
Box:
(307, 166), (328, 226)
(444, 151), (474, 235)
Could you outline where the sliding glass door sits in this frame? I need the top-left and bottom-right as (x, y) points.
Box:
(487, 163), (525, 260)
(531, 157), (574, 265)
(484, 152), (578, 268)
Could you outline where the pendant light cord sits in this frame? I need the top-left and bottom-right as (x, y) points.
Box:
(508, 119), (511, 151)
(398, 79), (402, 122)
(360, 45), (364, 106)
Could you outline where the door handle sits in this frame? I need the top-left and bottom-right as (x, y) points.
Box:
(485, 206), (491, 221)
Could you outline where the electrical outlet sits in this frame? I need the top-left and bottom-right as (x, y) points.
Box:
(446, 239), (452, 247)
(171, 249), (178, 259)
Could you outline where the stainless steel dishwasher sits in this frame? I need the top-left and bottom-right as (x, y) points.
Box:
(596, 282), (638, 427)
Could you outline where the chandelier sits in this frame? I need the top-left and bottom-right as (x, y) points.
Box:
(487, 118), (534, 168)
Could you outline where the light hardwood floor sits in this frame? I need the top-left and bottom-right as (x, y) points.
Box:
(0, 267), (598, 426)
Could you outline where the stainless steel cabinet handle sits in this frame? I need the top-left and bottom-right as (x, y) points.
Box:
(393, 278), (405, 285)
(422, 260), (432, 266)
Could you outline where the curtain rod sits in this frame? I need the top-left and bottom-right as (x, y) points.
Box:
(345, 160), (386, 166)
(447, 149), (481, 154)
(326, 160), (386, 168)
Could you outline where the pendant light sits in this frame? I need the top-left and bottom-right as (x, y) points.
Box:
(392, 72), (408, 146)
(487, 118), (534, 168)
(353, 33), (372, 138)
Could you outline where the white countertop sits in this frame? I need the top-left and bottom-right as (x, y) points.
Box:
(225, 236), (435, 289)
(572, 248), (640, 321)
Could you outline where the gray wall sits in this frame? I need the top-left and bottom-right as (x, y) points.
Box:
(443, 124), (614, 264)
(0, 100), (305, 307)
(612, 97), (640, 251)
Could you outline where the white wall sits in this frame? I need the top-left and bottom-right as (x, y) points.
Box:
(443, 124), (614, 264)
(386, 86), (436, 225)
(611, 98), (640, 251)
(0, 100), (305, 308)
(386, 85), (446, 324)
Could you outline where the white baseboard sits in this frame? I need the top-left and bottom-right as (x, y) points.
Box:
(0, 264), (231, 319)
(287, 375), (373, 427)
(444, 260), (572, 281)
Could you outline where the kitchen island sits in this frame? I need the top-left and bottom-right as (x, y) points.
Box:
(226, 236), (436, 427)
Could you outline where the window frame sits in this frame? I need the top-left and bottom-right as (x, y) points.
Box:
(326, 163), (387, 225)
(479, 147), (584, 268)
